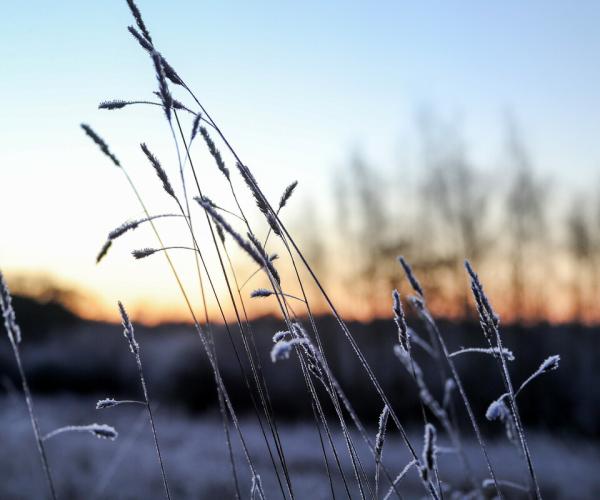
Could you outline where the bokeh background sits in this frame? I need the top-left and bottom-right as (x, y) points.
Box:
(1, 1), (599, 498)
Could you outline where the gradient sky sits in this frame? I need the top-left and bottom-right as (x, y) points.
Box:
(1, 1), (600, 322)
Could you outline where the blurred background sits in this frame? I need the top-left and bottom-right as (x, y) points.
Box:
(1, 1), (599, 498)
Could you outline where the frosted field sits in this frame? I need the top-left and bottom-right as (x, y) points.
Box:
(0, 395), (597, 499)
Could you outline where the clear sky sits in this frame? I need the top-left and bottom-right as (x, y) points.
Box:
(1, 1), (599, 322)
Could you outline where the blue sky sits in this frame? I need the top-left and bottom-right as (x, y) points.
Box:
(1, 1), (599, 320)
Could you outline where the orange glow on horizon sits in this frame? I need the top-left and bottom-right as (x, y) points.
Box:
(25, 274), (595, 328)
(4, 249), (597, 328)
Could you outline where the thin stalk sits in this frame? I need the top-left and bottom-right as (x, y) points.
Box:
(255, 251), (372, 500)
(244, 255), (353, 498)
(179, 89), (436, 496)
(215, 148), (436, 497)
(136, 351), (171, 500)
(220, 242), (301, 497)
(10, 341), (58, 500)
(395, 292), (478, 494)
(117, 166), (265, 498)
(412, 300), (502, 499)
(262, 229), (401, 497)
(173, 112), (295, 498)
(113, 64), (432, 496)
(383, 460), (417, 500)
(1, 272), (57, 498)
(119, 303), (171, 500)
(312, 400), (337, 500)
(100, 99), (215, 125)
(480, 320), (540, 497)
(92, 408), (148, 500)
(174, 188), (287, 498)
(247, 232), (371, 496)
(186, 209), (241, 499)
(466, 262), (541, 498)
(213, 209), (360, 498)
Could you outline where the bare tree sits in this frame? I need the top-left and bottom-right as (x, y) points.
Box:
(566, 196), (597, 322)
(504, 121), (548, 322)
(417, 112), (490, 316)
(349, 154), (391, 315)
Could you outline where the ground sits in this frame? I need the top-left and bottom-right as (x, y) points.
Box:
(0, 395), (597, 499)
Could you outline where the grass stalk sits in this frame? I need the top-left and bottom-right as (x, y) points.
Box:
(1, 271), (58, 500)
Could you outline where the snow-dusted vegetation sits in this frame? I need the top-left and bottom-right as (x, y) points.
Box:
(0, 396), (598, 499)
(2, 1), (599, 498)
